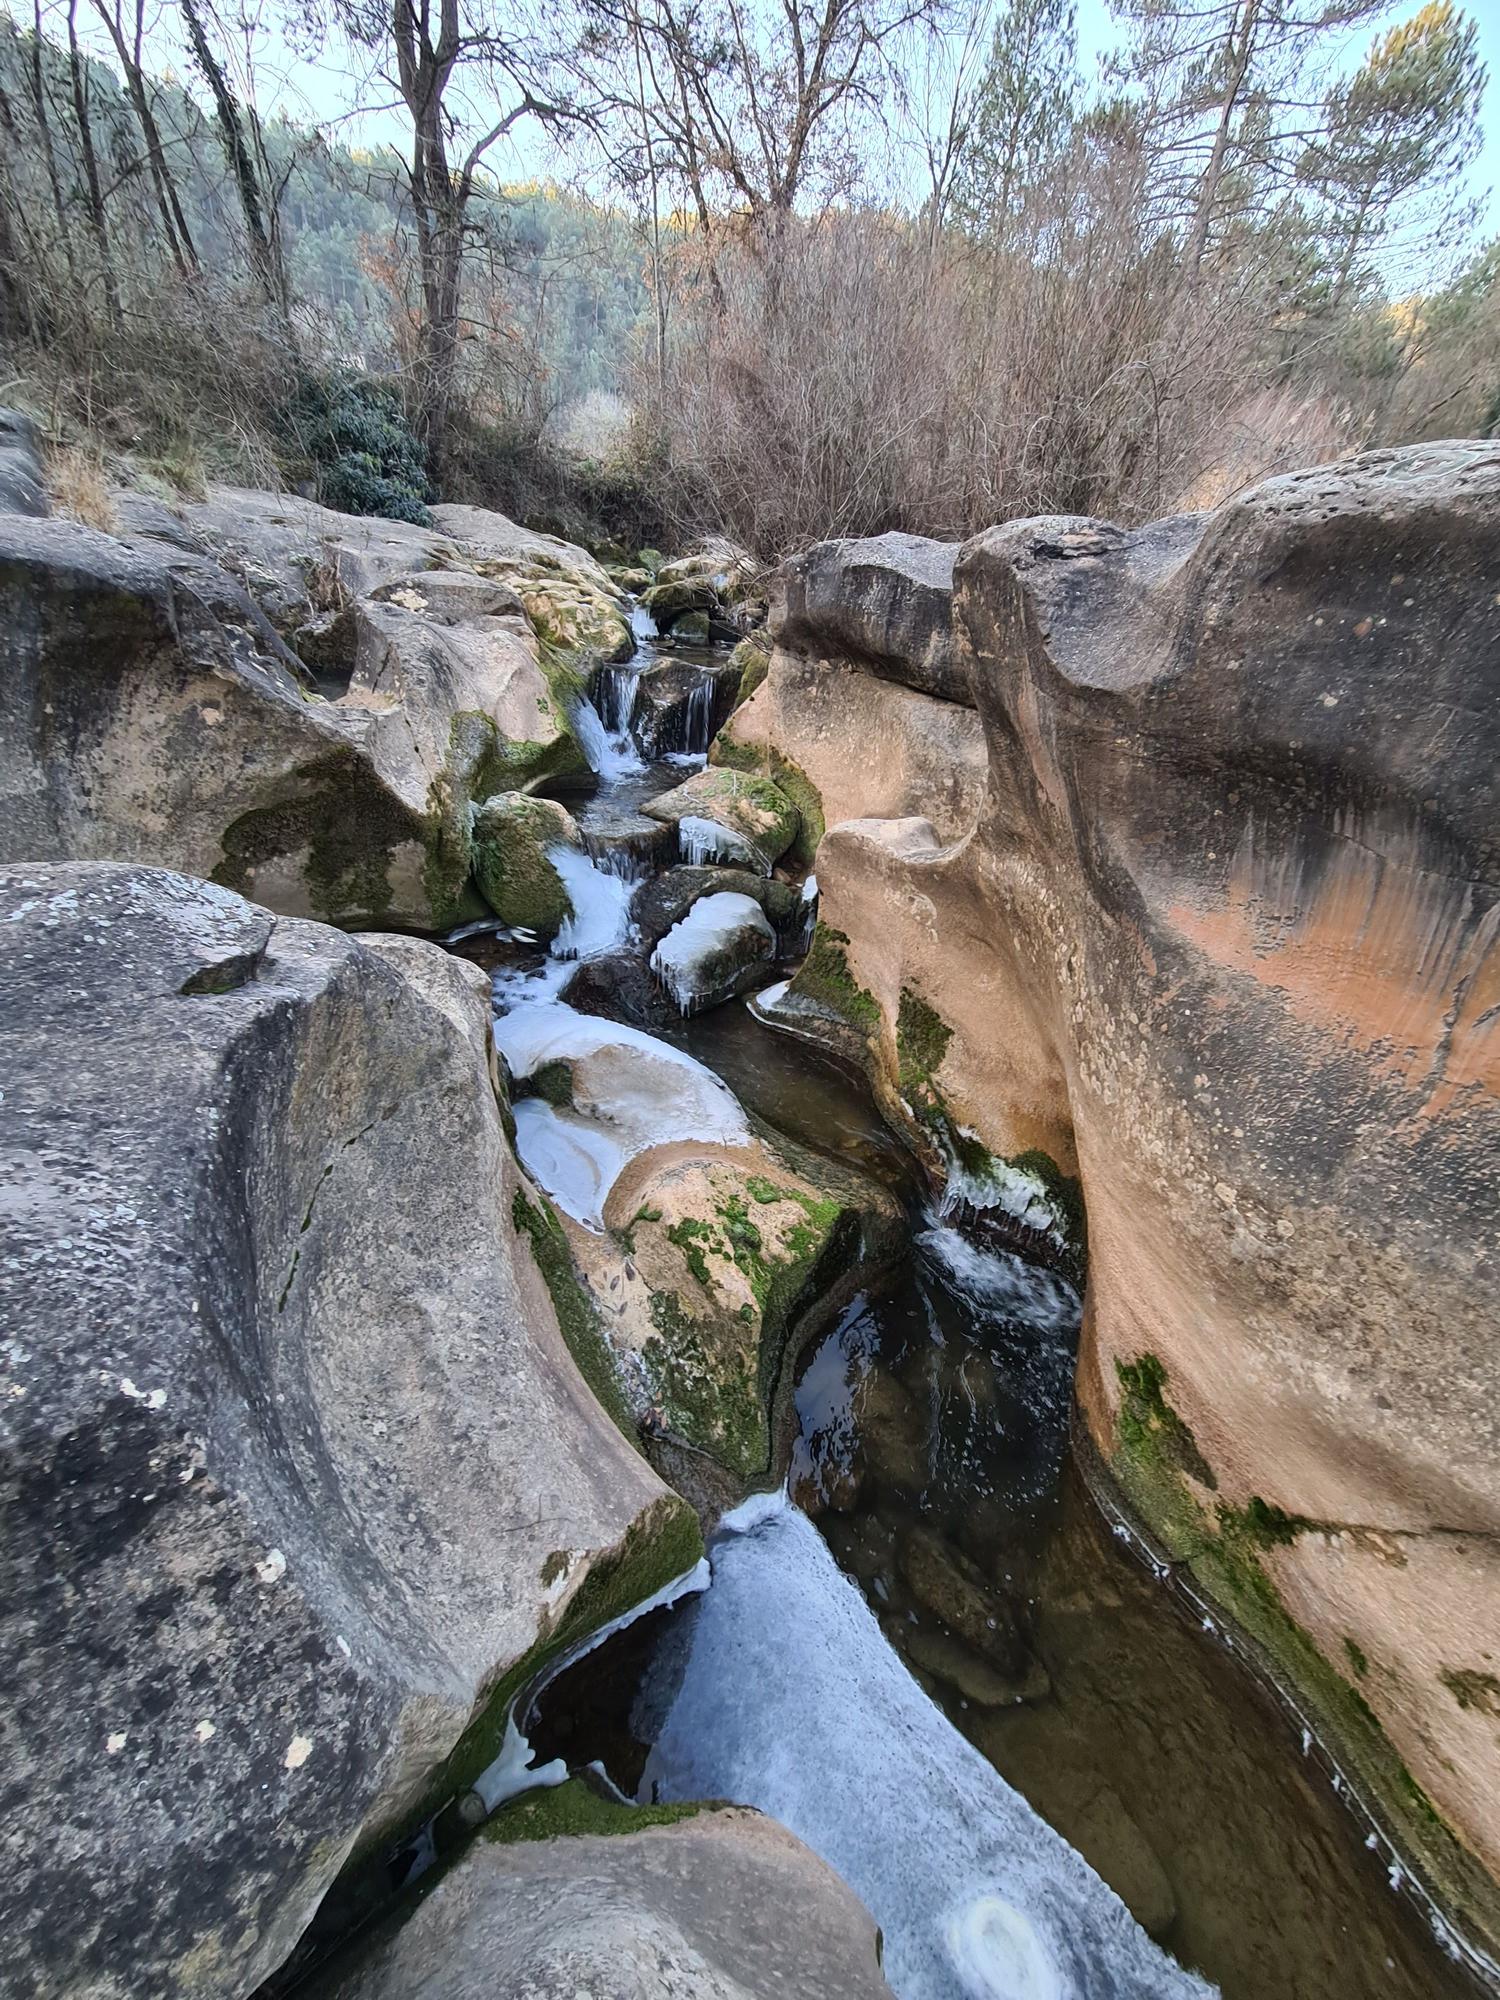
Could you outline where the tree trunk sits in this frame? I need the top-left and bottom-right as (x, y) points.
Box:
(65, 0), (120, 321)
(92, 0), (198, 276)
(1183, 0), (1259, 283)
(179, 0), (284, 313)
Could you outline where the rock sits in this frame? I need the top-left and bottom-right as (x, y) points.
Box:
(496, 1002), (902, 1480)
(729, 631), (772, 706)
(0, 406), (48, 516)
(903, 1629), (1051, 1708)
(1067, 1785), (1178, 1942)
(0, 863), (694, 2000)
(642, 576), (719, 629)
(637, 546), (666, 575)
(472, 793), (582, 939)
(631, 866), (803, 952)
(631, 658), (741, 760)
(773, 531), (965, 704)
(607, 563), (653, 591)
(855, 1368), (929, 1497)
(431, 504), (634, 662)
(650, 890), (776, 1015)
(673, 607), (712, 643)
(0, 496), (595, 930)
(321, 1804), (893, 2000)
(643, 767), (800, 875)
(898, 1526), (1027, 1672)
(745, 439), (1500, 1941)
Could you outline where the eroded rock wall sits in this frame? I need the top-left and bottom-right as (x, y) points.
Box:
(739, 445), (1500, 1955)
(0, 863), (694, 1998)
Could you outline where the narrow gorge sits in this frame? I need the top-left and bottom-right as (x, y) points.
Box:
(2, 410), (1497, 2000)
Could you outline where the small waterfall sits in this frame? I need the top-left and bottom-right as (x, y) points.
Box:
(592, 665), (643, 736)
(570, 694), (643, 781)
(580, 820), (677, 883)
(793, 872), (819, 956)
(682, 675), (717, 756)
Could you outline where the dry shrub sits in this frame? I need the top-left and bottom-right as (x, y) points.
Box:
(46, 443), (117, 531)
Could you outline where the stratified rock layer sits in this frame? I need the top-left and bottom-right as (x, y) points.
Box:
(741, 441), (1500, 1955)
(0, 863), (692, 1999)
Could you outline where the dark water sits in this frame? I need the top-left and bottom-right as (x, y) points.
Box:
(784, 1224), (1476, 2000)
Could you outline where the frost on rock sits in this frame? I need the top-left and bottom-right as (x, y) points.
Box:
(547, 847), (633, 960)
(649, 892), (775, 1018)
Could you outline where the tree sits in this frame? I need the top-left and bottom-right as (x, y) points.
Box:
(179, 0), (287, 312)
(1112, 0), (1386, 282)
(952, 0), (1077, 244)
(334, 0), (577, 474)
(1299, 1), (1484, 305)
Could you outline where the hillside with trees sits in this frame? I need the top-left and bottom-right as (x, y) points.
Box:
(0, 0), (1493, 550)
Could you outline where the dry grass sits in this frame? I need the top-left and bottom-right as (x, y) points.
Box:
(46, 442), (117, 532)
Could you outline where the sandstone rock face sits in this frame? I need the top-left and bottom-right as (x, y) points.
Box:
(773, 530), (964, 703)
(0, 863), (693, 2000)
(323, 1808), (894, 2000)
(0, 470), (608, 930)
(743, 442), (1500, 1954)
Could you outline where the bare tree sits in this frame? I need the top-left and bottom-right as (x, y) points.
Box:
(88, 0), (199, 275)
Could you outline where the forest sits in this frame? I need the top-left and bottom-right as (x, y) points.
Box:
(0, 0), (1494, 553)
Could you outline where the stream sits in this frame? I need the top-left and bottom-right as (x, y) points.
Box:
(438, 607), (1474, 2000)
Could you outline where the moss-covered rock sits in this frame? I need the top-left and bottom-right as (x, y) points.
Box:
(642, 767), (800, 874)
(711, 736), (825, 867)
(642, 577), (719, 629)
(471, 793), (581, 938)
(729, 632), (772, 708)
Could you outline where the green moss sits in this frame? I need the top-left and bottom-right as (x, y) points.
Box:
(896, 988), (952, 1085)
(1345, 1637), (1370, 1678)
(728, 633), (771, 708)
(1440, 1668), (1500, 1716)
(713, 738), (824, 866)
(214, 749), (423, 927)
(615, 1203), (662, 1255)
(512, 1187), (635, 1438)
(789, 924), (880, 1037)
(523, 1059), (574, 1108)
(539, 1550), (569, 1589)
(1107, 1354), (1497, 1938)
(484, 1778), (705, 1846)
(472, 795), (576, 937)
(644, 1292), (766, 1478)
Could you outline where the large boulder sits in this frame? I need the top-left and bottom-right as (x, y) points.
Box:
(431, 503), (634, 662)
(0, 863), (697, 1999)
(323, 1805), (893, 1999)
(471, 793), (583, 939)
(742, 440), (1500, 1954)
(650, 890), (777, 1016)
(495, 1000), (901, 1479)
(0, 489), (595, 930)
(643, 767), (800, 875)
(0, 407), (48, 516)
(773, 531), (964, 704)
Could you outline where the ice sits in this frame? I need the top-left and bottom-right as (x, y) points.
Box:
(495, 1001), (752, 1227)
(549, 846), (633, 959)
(938, 1147), (1071, 1255)
(650, 891), (774, 1017)
(638, 1491), (1216, 2000)
(677, 813), (765, 872)
(571, 693), (643, 780)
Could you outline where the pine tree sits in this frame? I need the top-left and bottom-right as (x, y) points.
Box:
(953, 0), (1077, 243)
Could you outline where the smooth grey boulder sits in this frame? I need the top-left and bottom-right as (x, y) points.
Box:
(0, 863), (693, 2000)
(323, 1808), (894, 1999)
(772, 531), (965, 704)
(0, 406), (48, 516)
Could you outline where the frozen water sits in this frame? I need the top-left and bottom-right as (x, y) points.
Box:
(677, 813), (765, 873)
(650, 891), (774, 1017)
(495, 1000), (752, 1227)
(639, 1491), (1216, 2000)
(571, 693), (644, 780)
(549, 846), (633, 960)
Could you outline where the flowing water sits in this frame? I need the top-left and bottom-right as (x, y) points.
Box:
(453, 600), (1477, 2000)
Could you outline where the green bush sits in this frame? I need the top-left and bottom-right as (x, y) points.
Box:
(289, 373), (432, 525)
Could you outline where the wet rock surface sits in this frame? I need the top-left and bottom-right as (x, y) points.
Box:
(322, 1807), (894, 2000)
(0, 862), (683, 2000)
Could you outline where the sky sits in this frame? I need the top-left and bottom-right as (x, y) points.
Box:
(31, 0), (1500, 264)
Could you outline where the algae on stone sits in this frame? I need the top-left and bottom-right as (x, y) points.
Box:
(472, 794), (580, 938)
